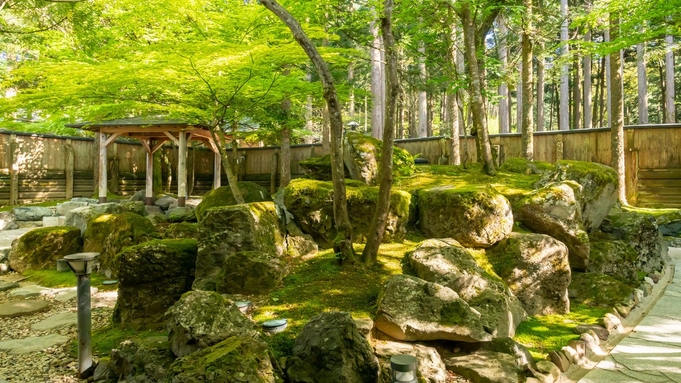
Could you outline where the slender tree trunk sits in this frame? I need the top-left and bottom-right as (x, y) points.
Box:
(417, 41), (428, 137)
(665, 35), (676, 123)
(605, 29), (612, 128)
(348, 64), (355, 119)
(321, 103), (331, 154)
(521, 0), (534, 160)
(637, 43), (649, 124)
(660, 62), (667, 121)
(280, 128), (291, 188)
(559, 0), (570, 130)
(261, 0), (356, 262)
(363, 0), (397, 264)
(371, 21), (385, 138)
(599, 56), (606, 127)
(517, 59), (523, 133)
(455, 31), (467, 137)
(573, 53), (582, 130)
(448, 26), (461, 165)
(537, 48), (545, 132)
(209, 126), (245, 204)
(610, 13), (627, 205)
(498, 17), (510, 134)
(584, 30), (592, 129)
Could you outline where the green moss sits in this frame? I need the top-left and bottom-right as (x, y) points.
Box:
(22, 269), (116, 291)
(440, 299), (477, 326)
(554, 160), (617, 186)
(569, 272), (635, 307)
(160, 222), (199, 239)
(71, 325), (167, 358)
(345, 132), (416, 177)
(500, 158), (554, 174)
(10, 226), (82, 271)
(196, 182), (271, 220)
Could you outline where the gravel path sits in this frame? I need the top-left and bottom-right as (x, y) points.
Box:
(0, 276), (114, 383)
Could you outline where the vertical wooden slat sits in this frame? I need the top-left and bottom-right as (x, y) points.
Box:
(65, 139), (74, 200)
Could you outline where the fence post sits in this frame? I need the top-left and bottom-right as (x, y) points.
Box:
(9, 134), (18, 205)
(65, 139), (74, 200)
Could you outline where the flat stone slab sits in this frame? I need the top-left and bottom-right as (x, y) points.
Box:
(54, 286), (98, 302)
(0, 228), (33, 250)
(0, 282), (19, 292)
(31, 312), (77, 331)
(9, 285), (54, 298)
(0, 334), (70, 355)
(0, 300), (50, 318)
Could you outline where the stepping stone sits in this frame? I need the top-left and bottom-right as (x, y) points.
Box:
(54, 286), (98, 302)
(0, 282), (19, 292)
(0, 274), (28, 284)
(0, 300), (50, 318)
(9, 285), (53, 298)
(0, 334), (70, 355)
(32, 312), (77, 331)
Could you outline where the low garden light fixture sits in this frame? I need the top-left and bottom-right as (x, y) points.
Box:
(347, 120), (359, 131)
(63, 252), (99, 379)
(390, 354), (417, 383)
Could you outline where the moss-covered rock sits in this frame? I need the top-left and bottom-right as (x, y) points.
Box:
(109, 336), (175, 382)
(406, 239), (526, 337)
(166, 207), (197, 223)
(161, 222), (199, 240)
(500, 158), (554, 175)
(418, 186), (513, 248)
(167, 335), (281, 383)
(487, 233), (571, 316)
(588, 234), (639, 285)
(538, 160), (617, 232)
(343, 132), (415, 185)
(8, 226), (82, 273)
(83, 213), (159, 278)
(515, 181), (590, 270)
(655, 210), (681, 236)
(216, 251), (287, 294)
(568, 272), (634, 308)
(195, 183), (272, 221)
(283, 179), (412, 247)
(194, 201), (286, 291)
(113, 239), (198, 329)
(299, 154), (345, 181)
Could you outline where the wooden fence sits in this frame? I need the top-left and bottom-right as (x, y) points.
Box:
(1, 124), (680, 207)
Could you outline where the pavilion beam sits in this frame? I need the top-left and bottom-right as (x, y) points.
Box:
(151, 139), (167, 153)
(178, 131), (187, 207)
(98, 133), (108, 203)
(104, 133), (120, 147)
(164, 131), (179, 145)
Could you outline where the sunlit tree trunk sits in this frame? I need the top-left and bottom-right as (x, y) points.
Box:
(448, 26), (461, 165)
(559, 0), (570, 131)
(371, 21), (385, 138)
(605, 29), (611, 128)
(584, 30), (593, 129)
(322, 103), (330, 154)
(637, 43), (649, 124)
(573, 54), (582, 130)
(610, 13), (627, 205)
(498, 17), (510, 134)
(417, 40), (428, 137)
(348, 64), (355, 119)
(665, 35), (676, 123)
(521, 0), (534, 160)
(537, 47), (546, 132)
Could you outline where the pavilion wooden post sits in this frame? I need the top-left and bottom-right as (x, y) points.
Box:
(98, 133), (108, 203)
(213, 151), (221, 189)
(177, 131), (187, 207)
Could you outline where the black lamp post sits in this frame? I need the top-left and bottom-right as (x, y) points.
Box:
(63, 252), (99, 379)
(390, 354), (417, 383)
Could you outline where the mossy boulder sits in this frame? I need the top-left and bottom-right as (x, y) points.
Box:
(283, 179), (412, 247)
(194, 201), (286, 291)
(298, 154), (351, 181)
(418, 187), (513, 248)
(375, 274), (492, 342)
(216, 251), (287, 294)
(65, 203), (119, 234)
(406, 239), (526, 337)
(538, 160), (617, 232)
(588, 234), (639, 285)
(166, 207), (197, 223)
(195, 183), (271, 221)
(165, 291), (256, 358)
(113, 239), (198, 329)
(8, 226), (81, 273)
(374, 341), (447, 383)
(515, 181), (590, 270)
(83, 213), (159, 278)
(109, 336), (175, 382)
(167, 335), (281, 383)
(568, 272), (635, 308)
(487, 233), (571, 316)
(161, 222), (199, 240)
(500, 158), (554, 175)
(655, 210), (681, 236)
(343, 132), (415, 185)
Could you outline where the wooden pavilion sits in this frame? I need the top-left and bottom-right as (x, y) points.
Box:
(66, 118), (227, 207)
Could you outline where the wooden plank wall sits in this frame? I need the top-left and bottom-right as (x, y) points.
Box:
(1, 125), (680, 207)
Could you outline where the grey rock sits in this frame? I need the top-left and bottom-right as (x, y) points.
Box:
(656, 210), (681, 236)
(71, 197), (99, 204)
(154, 196), (177, 210)
(0, 334), (69, 354)
(374, 340), (447, 383)
(573, 324), (609, 341)
(484, 337), (536, 371)
(286, 234), (318, 258)
(130, 190), (156, 203)
(286, 312), (378, 383)
(534, 360), (561, 383)
(0, 300), (50, 318)
(12, 207), (54, 221)
(588, 238), (640, 285)
(8, 226), (82, 273)
(9, 285), (54, 298)
(32, 312), (77, 331)
(110, 337), (175, 382)
(568, 340), (586, 359)
(0, 282), (19, 292)
(633, 289), (644, 305)
(601, 313), (624, 334)
(165, 207), (196, 223)
(579, 331), (601, 353)
(65, 203), (119, 234)
(92, 360), (112, 381)
(165, 291), (256, 358)
(548, 350), (570, 372)
(216, 251), (287, 295)
(375, 274), (492, 342)
(56, 201), (90, 216)
(113, 201), (147, 216)
(0, 212), (18, 231)
(443, 350), (523, 383)
(641, 280), (654, 296)
(145, 205), (163, 216)
(354, 318), (374, 337)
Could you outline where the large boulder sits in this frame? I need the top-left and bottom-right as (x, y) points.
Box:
(443, 351), (523, 383)
(109, 336), (175, 383)
(65, 203), (119, 234)
(487, 233), (571, 315)
(167, 335), (280, 383)
(343, 132), (415, 185)
(56, 201), (91, 216)
(406, 239), (526, 337)
(165, 291), (256, 358)
(11, 206), (53, 221)
(166, 207), (196, 223)
(193, 201), (286, 292)
(298, 154), (348, 181)
(113, 201), (147, 216)
(195, 182), (271, 221)
(600, 209), (667, 274)
(418, 187), (513, 248)
(588, 235), (639, 285)
(0, 212), (18, 231)
(8, 226), (81, 273)
(113, 239), (198, 329)
(283, 179), (412, 247)
(538, 160), (617, 232)
(374, 340), (447, 383)
(375, 275), (492, 342)
(216, 251), (287, 294)
(656, 210), (681, 236)
(515, 181), (590, 270)
(569, 272), (635, 308)
(286, 312), (379, 383)
(83, 213), (159, 278)
(161, 222), (199, 240)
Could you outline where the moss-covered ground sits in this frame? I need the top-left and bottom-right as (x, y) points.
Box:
(22, 269), (118, 291)
(72, 325), (167, 357)
(0, 200), (66, 212)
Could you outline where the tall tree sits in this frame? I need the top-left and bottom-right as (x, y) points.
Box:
(417, 39), (428, 137)
(610, 13), (627, 205)
(521, 0), (534, 160)
(559, 0), (570, 131)
(498, 17), (510, 134)
(665, 34), (676, 123)
(637, 42), (649, 124)
(371, 20), (385, 139)
(584, 29), (593, 129)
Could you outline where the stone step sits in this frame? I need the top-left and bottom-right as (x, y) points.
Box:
(31, 312), (77, 331)
(9, 285), (54, 298)
(0, 334), (70, 355)
(0, 300), (50, 318)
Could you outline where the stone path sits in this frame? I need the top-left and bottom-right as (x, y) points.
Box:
(579, 248), (681, 383)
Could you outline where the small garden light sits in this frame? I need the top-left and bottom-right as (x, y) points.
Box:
(63, 252), (99, 379)
(390, 354), (417, 383)
(346, 120), (359, 131)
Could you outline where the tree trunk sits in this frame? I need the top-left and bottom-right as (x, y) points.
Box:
(559, 0), (570, 131)
(362, 0), (397, 264)
(417, 41), (428, 137)
(371, 21), (385, 139)
(261, 0), (356, 263)
(321, 103), (330, 154)
(459, 4), (496, 175)
(209, 126), (245, 204)
(521, 0), (534, 161)
(665, 35), (676, 123)
(516, 59), (523, 133)
(637, 43), (649, 124)
(610, 13), (627, 205)
(599, 56), (606, 127)
(573, 52), (582, 130)
(448, 26), (461, 165)
(280, 128), (291, 188)
(348, 64), (355, 118)
(660, 62), (667, 122)
(498, 17), (510, 134)
(584, 30), (592, 129)
(605, 29), (612, 128)
(537, 46), (545, 132)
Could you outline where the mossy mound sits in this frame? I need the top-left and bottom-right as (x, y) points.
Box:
(298, 154), (349, 181)
(167, 335), (280, 383)
(343, 132), (415, 185)
(83, 212), (159, 278)
(160, 222), (199, 240)
(568, 272), (634, 308)
(500, 158), (554, 175)
(588, 234), (639, 286)
(8, 226), (82, 273)
(283, 179), (412, 247)
(195, 182), (272, 221)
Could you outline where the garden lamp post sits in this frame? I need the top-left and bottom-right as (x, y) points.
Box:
(390, 354), (417, 383)
(347, 120), (360, 132)
(63, 252), (99, 379)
